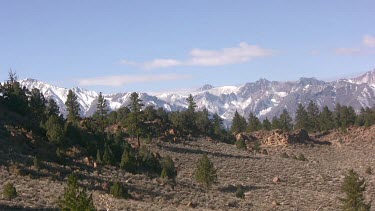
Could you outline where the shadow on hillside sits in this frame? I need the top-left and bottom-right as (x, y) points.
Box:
(218, 184), (266, 193)
(163, 145), (257, 160)
(0, 205), (58, 211)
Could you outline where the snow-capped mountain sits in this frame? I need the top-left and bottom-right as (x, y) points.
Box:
(19, 69), (375, 125)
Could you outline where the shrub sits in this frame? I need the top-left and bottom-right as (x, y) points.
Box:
(365, 166), (372, 175)
(160, 156), (177, 179)
(3, 183), (17, 200)
(45, 115), (64, 145)
(59, 174), (96, 211)
(195, 154), (217, 188)
(252, 142), (261, 153)
(296, 153), (307, 161)
(110, 182), (130, 199)
(120, 149), (136, 173)
(235, 138), (246, 150)
(33, 156), (40, 170)
(340, 169), (371, 211)
(280, 152), (289, 159)
(138, 146), (161, 173)
(235, 186), (245, 199)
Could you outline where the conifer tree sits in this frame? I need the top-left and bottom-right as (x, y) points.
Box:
(65, 90), (80, 122)
(212, 113), (224, 138)
(120, 149), (136, 173)
(195, 154), (217, 188)
(45, 115), (64, 145)
(271, 116), (281, 130)
(230, 110), (247, 134)
(295, 103), (309, 130)
(127, 92), (144, 147)
(340, 169), (371, 211)
(29, 88), (46, 124)
(94, 92), (109, 131)
(46, 98), (60, 117)
(247, 112), (262, 132)
(307, 101), (320, 132)
(186, 94), (197, 112)
(59, 174), (96, 211)
(279, 109), (293, 132)
(319, 106), (334, 132)
(262, 118), (272, 131)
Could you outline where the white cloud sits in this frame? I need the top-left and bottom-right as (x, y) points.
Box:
(78, 74), (191, 87)
(363, 35), (375, 48)
(335, 47), (361, 55)
(121, 42), (274, 69)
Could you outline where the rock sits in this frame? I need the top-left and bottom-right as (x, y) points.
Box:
(272, 201), (279, 207)
(273, 177), (281, 183)
(186, 201), (195, 208)
(93, 162), (98, 168)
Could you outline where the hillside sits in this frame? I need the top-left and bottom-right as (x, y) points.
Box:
(1, 127), (375, 210)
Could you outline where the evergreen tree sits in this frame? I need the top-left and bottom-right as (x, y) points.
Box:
(262, 118), (272, 131)
(59, 174), (96, 211)
(127, 92), (144, 147)
(45, 115), (65, 145)
(333, 103), (342, 128)
(319, 106), (334, 132)
(46, 98), (60, 117)
(307, 100), (320, 132)
(65, 90), (80, 122)
(2, 70), (29, 114)
(196, 108), (212, 136)
(120, 148), (136, 173)
(230, 110), (247, 134)
(102, 143), (115, 165)
(96, 149), (102, 163)
(247, 112), (262, 132)
(340, 169), (371, 211)
(195, 154), (217, 188)
(295, 103), (309, 130)
(29, 88), (47, 124)
(186, 94), (197, 112)
(160, 155), (177, 179)
(212, 113), (224, 138)
(279, 109), (293, 132)
(271, 116), (281, 130)
(94, 92), (109, 131)
(340, 106), (356, 130)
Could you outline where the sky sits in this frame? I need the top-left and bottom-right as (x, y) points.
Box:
(1, 0), (375, 94)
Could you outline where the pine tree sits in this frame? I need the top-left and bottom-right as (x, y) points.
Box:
(230, 110), (247, 134)
(271, 116), (281, 130)
(340, 169), (371, 211)
(195, 154), (217, 188)
(307, 101), (320, 132)
(102, 144), (115, 165)
(333, 103), (342, 128)
(295, 103), (309, 130)
(160, 155), (177, 179)
(120, 149), (136, 173)
(279, 109), (293, 132)
(65, 90), (81, 122)
(45, 115), (65, 145)
(186, 94), (197, 112)
(94, 92), (109, 131)
(196, 108), (212, 136)
(319, 106), (334, 132)
(127, 92), (144, 147)
(262, 118), (272, 131)
(247, 112), (262, 132)
(212, 113), (224, 139)
(29, 88), (46, 124)
(59, 174), (96, 211)
(46, 98), (60, 117)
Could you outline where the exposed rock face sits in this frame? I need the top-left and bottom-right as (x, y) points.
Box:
(261, 129), (310, 146)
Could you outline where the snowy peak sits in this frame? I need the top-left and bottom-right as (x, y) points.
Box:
(351, 69), (375, 85)
(16, 68), (375, 126)
(196, 84), (215, 92)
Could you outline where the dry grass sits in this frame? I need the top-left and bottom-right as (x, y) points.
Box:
(1, 132), (375, 210)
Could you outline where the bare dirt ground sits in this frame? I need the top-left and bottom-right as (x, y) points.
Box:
(1, 129), (375, 210)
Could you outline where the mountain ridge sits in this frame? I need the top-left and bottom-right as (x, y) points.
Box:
(18, 69), (375, 125)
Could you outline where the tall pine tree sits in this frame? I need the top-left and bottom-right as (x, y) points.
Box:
(94, 92), (109, 131)
(65, 90), (80, 122)
(230, 110), (247, 134)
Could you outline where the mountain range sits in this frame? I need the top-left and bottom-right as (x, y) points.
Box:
(19, 69), (375, 125)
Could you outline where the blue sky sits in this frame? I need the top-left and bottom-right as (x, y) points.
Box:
(1, 0), (375, 93)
